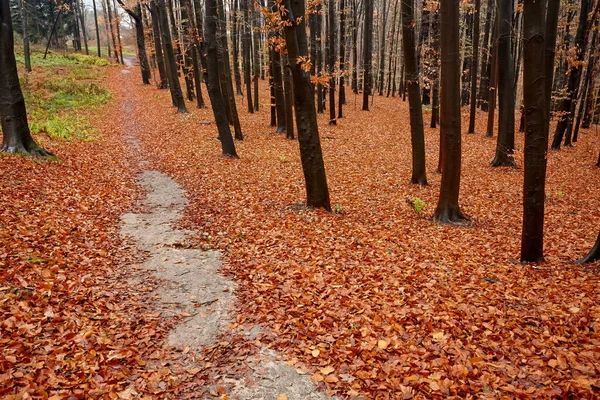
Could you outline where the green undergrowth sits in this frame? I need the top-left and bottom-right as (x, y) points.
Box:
(8, 48), (113, 141)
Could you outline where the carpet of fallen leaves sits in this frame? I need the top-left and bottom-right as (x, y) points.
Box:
(124, 67), (600, 399)
(3, 61), (600, 399)
(0, 66), (203, 398)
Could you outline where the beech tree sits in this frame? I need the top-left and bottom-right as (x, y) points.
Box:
(400, 0), (426, 185)
(362, 0), (373, 110)
(117, 1), (151, 85)
(279, 0), (331, 210)
(0, 1), (51, 156)
(490, 0), (515, 166)
(433, 0), (466, 223)
(467, 0), (480, 134)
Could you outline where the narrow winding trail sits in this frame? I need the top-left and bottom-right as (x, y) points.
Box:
(116, 63), (333, 399)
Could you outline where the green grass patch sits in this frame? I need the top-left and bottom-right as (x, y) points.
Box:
(9, 48), (113, 142)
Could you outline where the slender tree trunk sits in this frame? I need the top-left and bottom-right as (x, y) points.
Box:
(101, 0), (112, 58)
(113, 0), (124, 63)
(316, 4), (324, 114)
(1, 2), (51, 156)
(272, 48), (287, 132)
(283, 54), (295, 140)
(521, 0), (549, 263)
(377, 0), (387, 96)
(77, 0), (89, 55)
(183, 0), (205, 107)
(430, 9), (440, 129)
(232, 0), (243, 95)
(18, 0), (31, 72)
(252, 6), (260, 111)
(433, 0), (466, 224)
(552, 0), (590, 149)
(401, 0), (427, 185)
(157, 0), (187, 112)
(92, 0), (102, 57)
(351, 0), (359, 93)
(478, 0), (494, 109)
(386, 0), (399, 97)
(205, 0), (238, 157)
(573, 24), (598, 142)
(467, 0), (481, 134)
(485, 13), (498, 137)
(105, 0), (120, 62)
(242, 0), (253, 112)
(338, 0), (346, 118)
(149, 2), (168, 89)
(119, 2), (151, 84)
(490, 0), (515, 166)
(279, 0), (331, 211)
(328, 0), (336, 124)
(362, 0), (373, 110)
(216, 0), (244, 139)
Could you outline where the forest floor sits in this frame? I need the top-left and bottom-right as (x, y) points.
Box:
(1, 59), (600, 399)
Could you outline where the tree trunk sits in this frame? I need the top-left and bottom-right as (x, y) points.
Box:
(401, 0), (427, 185)
(338, 0), (346, 118)
(205, 0), (238, 157)
(149, 2), (169, 89)
(433, 0), (466, 224)
(157, 0), (188, 113)
(92, 0), (102, 57)
(521, 0), (549, 264)
(76, 0), (89, 55)
(232, 0), (243, 95)
(0, 2), (51, 156)
(477, 0), (494, 109)
(272, 49), (287, 132)
(328, 0), (336, 124)
(386, 0), (399, 98)
(490, 0), (515, 166)
(362, 0), (373, 110)
(283, 54), (295, 140)
(183, 0), (205, 108)
(105, 0), (120, 63)
(551, 0), (590, 149)
(377, 0), (387, 96)
(242, 0), (253, 112)
(485, 13), (498, 137)
(113, 0), (125, 63)
(19, 0), (31, 72)
(467, 0), (481, 134)
(575, 232), (600, 264)
(252, 7), (260, 111)
(430, 8), (440, 129)
(280, 0), (331, 211)
(573, 14), (599, 141)
(351, 0), (359, 93)
(216, 0), (244, 140)
(119, 2), (151, 84)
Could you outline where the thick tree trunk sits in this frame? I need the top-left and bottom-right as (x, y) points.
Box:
(576, 232), (600, 264)
(205, 0), (238, 157)
(149, 2), (168, 89)
(551, 0), (590, 149)
(521, 0), (549, 264)
(490, 0), (515, 166)
(157, 0), (187, 113)
(468, 0), (481, 134)
(280, 0), (331, 211)
(433, 0), (466, 224)
(401, 0), (427, 185)
(362, 0), (373, 110)
(0, 2), (51, 156)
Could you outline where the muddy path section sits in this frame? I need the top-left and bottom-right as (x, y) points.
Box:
(116, 64), (335, 399)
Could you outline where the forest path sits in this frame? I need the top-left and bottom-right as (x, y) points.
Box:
(116, 64), (333, 399)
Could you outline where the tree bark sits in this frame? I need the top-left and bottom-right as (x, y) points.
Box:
(485, 13), (498, 137)
(521, 0), (549, 264)
(575, 232), (600, 264)
(377, 0), (387, 96)
(242, 0), (253, 112)
(272, 48), (286, 132)
(362, 0), (373, 110)
(283, 54), (295, 140)
(338, 0), (346, 118)
(205, 0), (238, 157)
(551, 0), (590, 149)
(0, 2), (51, 156)
(433, 0), (466, 224)
(490, 0), (515, 166)
(105, 0), (120, 62)
(401, 0), (427, 185)
(467, 0), (481, 134)
(252, 6), (260, 112)
(280, 0), (331, 210)
(328, 0), (336, 124)
(148, 2), (168, 89)
(19, 0), (31, 72)
(157, 0), (187, 113)
(119, 1), (151, 84)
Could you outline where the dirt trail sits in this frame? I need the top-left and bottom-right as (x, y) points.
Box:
(117, 65), (333, 399)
